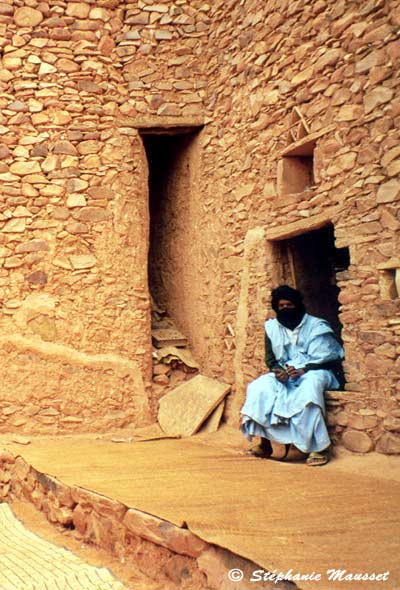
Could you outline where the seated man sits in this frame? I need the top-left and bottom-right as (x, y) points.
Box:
(241, 285), (344, 466)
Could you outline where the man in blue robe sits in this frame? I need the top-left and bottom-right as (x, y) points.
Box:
(241, 285), (344, 466)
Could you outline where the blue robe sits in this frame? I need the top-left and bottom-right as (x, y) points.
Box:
(241, 314), (344, 453)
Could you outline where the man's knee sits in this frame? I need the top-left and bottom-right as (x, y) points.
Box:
(300, 370), (329, 387)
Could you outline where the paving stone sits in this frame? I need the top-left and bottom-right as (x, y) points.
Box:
(0, 504), (125, 589)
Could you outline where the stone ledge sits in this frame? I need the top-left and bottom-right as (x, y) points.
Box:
(118, 114), (205, 129)
(280, 124), (335, 157)
(325, 390), (366, 402)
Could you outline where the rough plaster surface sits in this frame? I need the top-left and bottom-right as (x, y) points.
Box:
(0, 0), (398, 452)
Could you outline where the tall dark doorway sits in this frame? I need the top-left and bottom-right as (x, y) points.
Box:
(141, 129), (200, 330)
(278, 224), (349, 339)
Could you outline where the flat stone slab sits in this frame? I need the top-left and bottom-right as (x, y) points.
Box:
(158, 374), (230, 437)
(199, 401), (225, 433)
(151, 327), (188, 348)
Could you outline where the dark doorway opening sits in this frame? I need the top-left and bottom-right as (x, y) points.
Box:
(277, 224), (350, 339)
(141, 129), (199, 325)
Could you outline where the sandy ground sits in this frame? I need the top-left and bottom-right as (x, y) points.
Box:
(2, 426), (400, 590)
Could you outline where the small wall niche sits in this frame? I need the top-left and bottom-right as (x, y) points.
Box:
(277, 154), (314, 195)
(278, 109), (315, 196)
(378, 259), (400, 299)
(278, 118), (335, 197)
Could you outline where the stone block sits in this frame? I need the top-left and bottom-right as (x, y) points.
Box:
(77, 80), (103, 94)
(77, 207), (111, 223)
(123, 508), (207, 557)
(0, 451), (15, 464)
(73, 504), (90, 534)
(67, 194), (87, 208)
(78, 140), (100, 155)
(2, 219), (26, 233)
(347, 414), (379, 430)
(38, 62), (57, 76)
(198, 546), (271, 590)
(377, 180), (400, 203)
(69, 255), (97, 269)
(92, 496), (127, 521)
(66, 3), (91, 18)
(26, 271), (48, 286)
(66, 178), (89, 193)
(9, 161), (41, 175)
(57, 58), (80, 73)
(28, 315), (56, 340)
(383, 417), (400, 432)
(14, 7), (43, 27)
(376, 432), (400, 455)
(13, 457), (30, 480)
(341, 430), (374, 453)
(364, 86), (394, 115)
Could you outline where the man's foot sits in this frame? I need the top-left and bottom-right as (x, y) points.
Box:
(247, 438), (272, 458)
(271, 443), (291, 462)
(247, 441), (292, 462)
(306, 450), (329, 466)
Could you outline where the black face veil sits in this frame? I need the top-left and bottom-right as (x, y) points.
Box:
(271, 285), (306, 330)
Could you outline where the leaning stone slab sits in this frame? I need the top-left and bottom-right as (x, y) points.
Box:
(123, 508), (207, 557)
(158, 374), (230, 437)
(199, 400), (225, 433)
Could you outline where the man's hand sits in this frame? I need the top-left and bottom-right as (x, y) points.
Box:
(286, 366), (305, 380)
(273, 368), (289, 383)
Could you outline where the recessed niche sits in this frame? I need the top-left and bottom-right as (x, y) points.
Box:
(278, 124), (335, 197)
(277, 155), (314, 195)
(379, 266), (400, 299)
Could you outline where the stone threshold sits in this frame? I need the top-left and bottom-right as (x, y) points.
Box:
(0, 449), (294, 590)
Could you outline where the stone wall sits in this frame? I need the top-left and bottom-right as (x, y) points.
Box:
(0, 0), (209, 432)
(200, 0), (400, 454)
(0, 0), (399, 452)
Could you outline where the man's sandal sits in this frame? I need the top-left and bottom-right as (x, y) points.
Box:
(306, 451), (329, 466)
(270, 443), (291, 462)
